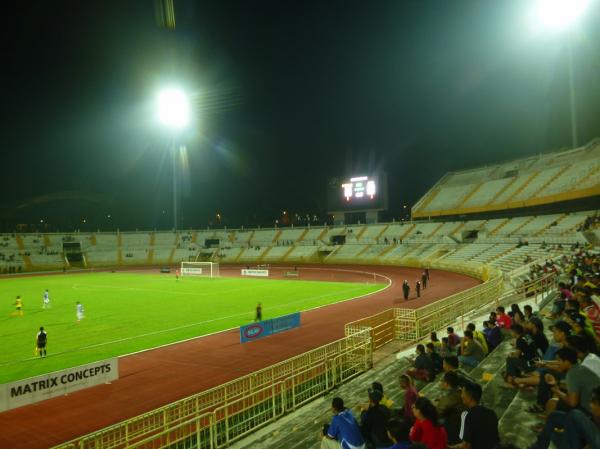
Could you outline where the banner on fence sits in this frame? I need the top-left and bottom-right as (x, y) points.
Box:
(241, 269), (269, 277)
(0, 358), (119, 412)
(240, 312), (301, 343)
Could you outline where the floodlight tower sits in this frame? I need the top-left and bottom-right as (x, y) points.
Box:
(156, 87), (191, 230)
(534, 0), (592, 149)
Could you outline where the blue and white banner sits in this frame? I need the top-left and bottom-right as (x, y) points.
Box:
(240, 312), (301, 343)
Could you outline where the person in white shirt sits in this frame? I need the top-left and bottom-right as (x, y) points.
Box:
(42, 289), (51, 309)
(76, 301), (85, 322)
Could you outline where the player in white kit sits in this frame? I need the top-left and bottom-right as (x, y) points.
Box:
(76, 301), (85, 322)
(42, 289), (51, 309)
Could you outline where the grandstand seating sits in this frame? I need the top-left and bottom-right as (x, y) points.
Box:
(412, 139), (600, 218)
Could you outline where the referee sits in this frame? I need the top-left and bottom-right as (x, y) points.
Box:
(36, 327), (48, 357)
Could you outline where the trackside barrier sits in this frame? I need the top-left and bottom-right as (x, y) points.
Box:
(345, 261), (504, 342)
(53, 261), (553, 449)
(51, 330), (372, 449)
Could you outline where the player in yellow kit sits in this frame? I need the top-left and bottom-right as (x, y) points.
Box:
(13, 296), (23, 316)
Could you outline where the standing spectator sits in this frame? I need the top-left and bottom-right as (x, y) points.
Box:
(435, 371), (466, 446)
(399, 374), (418, 423)
(402, 281), (410, 301)
(421, 272), (428, 289)
(321, 397), (365, 449)
(415, 280), (421, 298)
(495, 306), (512, 331)
(459, 382), (499, 449)
(407, 344), (434, 382)
(458, 331), (485, 368)
(360, 389), (393, 448)
(36, 327), (47, 357)
(446, 327), (461, 348)
(483, 321), (501, 352)
(409, 397), (447, 449)
(385, 418), (412, 449)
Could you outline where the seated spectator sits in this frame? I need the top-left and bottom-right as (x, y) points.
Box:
(407, 344), (434, 382)
(446, 327), (461, 348)
(430, 332), (442, 350)
(523, 304), (538, 321)
(321, 397), (366, 449)
(384, 418), (412, 449)
(442, 355), (476, 385)
(495, 306), (512, 331)
(524, 318), (549, 356)
(466, 323), (488, 355)
(459, 382), (499, 449)
(426, 343), (443, 376)
(529, 347), (600, 449)
(580, 295), (600, 341)
(563, 386), (600, 449)
(399, 374), (418, 423)
(409, 397), (447, 449)
(458, 330), (485, 368)
(566, 334), (600, 374)
(440, 337), (455, 358)
(434, 371), (466, 446)
(504, 323), (540, 387)
(371, 382), (394, 409)
(488, 311), (497, 326)
(566, 312), (599, 355)
(360, 389), (393, 448)
(483, 320), (501, 352)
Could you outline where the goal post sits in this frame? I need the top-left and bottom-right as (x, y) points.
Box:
(180, 261), (220, 278)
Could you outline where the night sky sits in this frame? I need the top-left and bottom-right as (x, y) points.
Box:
(2, 0), (600, 231)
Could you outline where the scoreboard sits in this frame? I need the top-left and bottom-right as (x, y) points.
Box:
(327, 173), (388, 212)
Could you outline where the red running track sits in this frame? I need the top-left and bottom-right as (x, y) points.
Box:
(0, 264), (479, 449)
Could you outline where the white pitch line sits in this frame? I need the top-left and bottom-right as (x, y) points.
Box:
(1, 271), (391, 366)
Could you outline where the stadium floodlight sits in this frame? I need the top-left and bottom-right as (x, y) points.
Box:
(534, 0), (591, 31)
(156, 87), (190, 129)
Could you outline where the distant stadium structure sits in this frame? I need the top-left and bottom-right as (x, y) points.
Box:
(411, 139), (600, 219)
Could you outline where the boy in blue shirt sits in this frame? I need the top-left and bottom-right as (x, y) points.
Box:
(322, 397), (366, 449)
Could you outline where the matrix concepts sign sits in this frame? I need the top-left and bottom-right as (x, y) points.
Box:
(0, 358), (119, 411)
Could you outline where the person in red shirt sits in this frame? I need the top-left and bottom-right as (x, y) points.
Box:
(495, 306), (512, 331)
(400, 374), (418, 423)
(409, 397), (448, 449)
(580, 295), (600, 341)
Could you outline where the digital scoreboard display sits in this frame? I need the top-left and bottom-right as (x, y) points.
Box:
(342, 176), (377, 202)
(327, 173), (388, 212)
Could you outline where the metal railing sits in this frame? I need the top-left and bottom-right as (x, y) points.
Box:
(52, 260), (520, 449)
(52, 330), (372, 449)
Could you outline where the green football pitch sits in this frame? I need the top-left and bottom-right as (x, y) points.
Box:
(0, 272), (386, 383)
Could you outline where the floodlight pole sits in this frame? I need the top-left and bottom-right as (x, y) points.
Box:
(567, 35), (578, 149)
(171, 141), (179, 231)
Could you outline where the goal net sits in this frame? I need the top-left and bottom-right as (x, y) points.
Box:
(180, 261), (220, 278)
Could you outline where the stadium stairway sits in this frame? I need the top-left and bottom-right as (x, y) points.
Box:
(228, 333), (529, 449)
(227, 343), (414, 449)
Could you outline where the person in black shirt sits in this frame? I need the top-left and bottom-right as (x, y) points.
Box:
(408, 344), (434, 382)
(525, 319), (549, 356)
(460, 381), (499, 449)
(36, 326), (47, 357)
(402, 281), (410, 300)
(360, 389), (393, 448)
(416, 280), (421, 298)
(421, 272), (428, 289)
(254, 303), (262, 322)
(505, 324), (538, 387)
(427, 342), (443, 376)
